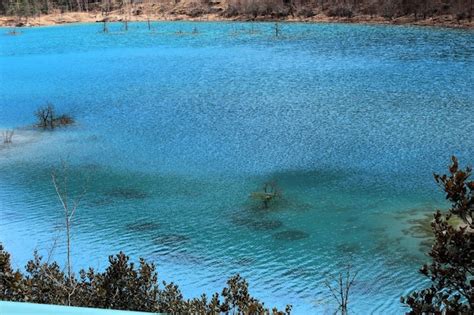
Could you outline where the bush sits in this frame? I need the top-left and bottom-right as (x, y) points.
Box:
(272, 5), (290, 18)
(382, 2), (397, 20)
(0, 244), (27, 301)
(0, 246), (292, 314)
(297, 7), (314, 18)
(456, 12), (468, 21)
(245, 2), (260, 18)
(327, 7), (353, 18)
(401, 156), (473, 313)
(223, 4), (240, 17)
(34, 104), (74, 129)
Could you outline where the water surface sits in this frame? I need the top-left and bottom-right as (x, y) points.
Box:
(0, 22), (473, 314)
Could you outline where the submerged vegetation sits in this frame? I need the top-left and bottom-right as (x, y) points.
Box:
(105, 187), (149, 200)
(1, 129), (14, 144)
(251, 181), (282, 209)
(126, 221), (160, 232)
(6, 27), (19, 35)
(272, 229), (309, 241)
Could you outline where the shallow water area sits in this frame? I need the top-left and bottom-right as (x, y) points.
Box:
(0, 22), (473, 313)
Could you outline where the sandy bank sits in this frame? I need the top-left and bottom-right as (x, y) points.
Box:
(1, 12), (473, 29)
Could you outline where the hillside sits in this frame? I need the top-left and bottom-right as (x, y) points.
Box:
(0, 0), (473, 28)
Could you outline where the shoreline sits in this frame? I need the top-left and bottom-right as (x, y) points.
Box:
(1, 12), (473, 30)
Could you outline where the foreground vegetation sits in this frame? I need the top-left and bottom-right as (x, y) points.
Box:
(1, 0), (472, 27)
(0, 246), (292, 314)
(402, 156), (473, 314)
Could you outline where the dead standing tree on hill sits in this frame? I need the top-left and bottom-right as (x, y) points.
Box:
(121, 0), (131, 31)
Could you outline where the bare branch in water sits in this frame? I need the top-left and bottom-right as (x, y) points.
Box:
(2, 129), (14, 144)
(51, 160), (88, 305)
(325, 264), (358, 315)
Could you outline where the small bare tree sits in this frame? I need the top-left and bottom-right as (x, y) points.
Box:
(2, 129), (14, 144)
(102, 19), (109, 33)
(143, 0), (154, 31)
(101, 0), (111, 33)
(35, 103), (74, 129)
(35, 103), (55, 129)
(324, 264), (358, 315)
(51, 161), (88, 305)
(274, 22), (281, 37)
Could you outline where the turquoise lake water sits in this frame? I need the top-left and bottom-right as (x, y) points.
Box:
(0, 22), (473, 313)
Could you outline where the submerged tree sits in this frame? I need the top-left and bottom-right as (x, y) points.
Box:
(100, 0), (111, 33)
(251, 181), (282, 209)
(325, 264), (358, 315)
(35, 103), (74, 129)
(402, 156), (473, 313)
(274, 22), (281, 37)
(2, 129), (14, 144)
(35, 103), (55, 128)
(147, 17), (152, 31)
(121, 0), (131, 31)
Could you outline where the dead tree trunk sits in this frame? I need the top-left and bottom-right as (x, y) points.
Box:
(51, 161), (87, 305)
(2, 130), (14, 144)
(325, 265), (358, 315)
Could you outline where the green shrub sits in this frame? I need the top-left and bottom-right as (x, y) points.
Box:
(401, 157), (473, 313)
(0, 246), (292, 314)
